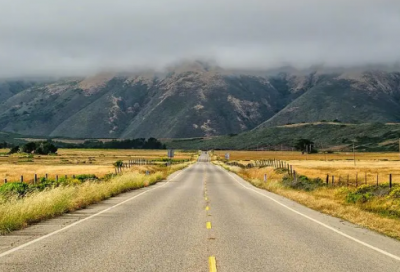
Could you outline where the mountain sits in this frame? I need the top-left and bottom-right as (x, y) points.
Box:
(1, 62), (400, 139)
(257, 69), (400, 128)
(0, 62), (296, 138)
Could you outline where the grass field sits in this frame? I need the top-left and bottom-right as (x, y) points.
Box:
(0, 149), (195, 183)
(215, 151), (400, 186)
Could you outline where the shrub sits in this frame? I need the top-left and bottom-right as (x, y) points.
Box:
(282, 175), (325, 191)
(345, 185), (392, 204)
(75, 174), (98, 182)
(346, 191), (374, 204)
(113, 160), (124, 168)
(0, 183), (29, 198)
(389, 188), (400, 198)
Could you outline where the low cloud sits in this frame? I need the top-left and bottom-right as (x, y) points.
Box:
(1, 0), (399, 77)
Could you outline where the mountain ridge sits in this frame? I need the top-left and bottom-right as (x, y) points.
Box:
(1, 62), (400, 138)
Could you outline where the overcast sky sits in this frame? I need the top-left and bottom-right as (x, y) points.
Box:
(0, 0), (400, 77)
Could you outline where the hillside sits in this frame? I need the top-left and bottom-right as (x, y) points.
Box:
(1, 62), (400, 138)
(165, 123), (400, 152)
(0, 62), (296, 138)
(258, 70), (400, 128)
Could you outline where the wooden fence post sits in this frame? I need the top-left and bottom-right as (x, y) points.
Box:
(56, 175), (58, 182)
(376, 173), (379, 187)
(20, 175), (24, 183)
(390, 174), (392, 189)
(326, 174), (329, 185)
(45, 173), (48, 179)
(34, 174), (37, 184)
(356, 173), (358, 187)
(4, 178), (7, 184)
(365, 173), (367, 185)
(264, 174), (267, 183)
(347, 175), (349, 187)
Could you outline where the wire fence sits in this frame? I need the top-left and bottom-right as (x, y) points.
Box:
(225, 159), (398, 188)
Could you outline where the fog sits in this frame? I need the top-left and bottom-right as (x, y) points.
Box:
(1, 0), (399, 77)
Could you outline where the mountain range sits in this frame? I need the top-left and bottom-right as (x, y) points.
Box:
(1, 61), (400, 138)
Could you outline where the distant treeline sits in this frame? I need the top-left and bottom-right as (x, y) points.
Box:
(0, 141), (14, 149)
(57, 137), (166, 149)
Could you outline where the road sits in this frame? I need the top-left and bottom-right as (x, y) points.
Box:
(1, 153), (400, 271)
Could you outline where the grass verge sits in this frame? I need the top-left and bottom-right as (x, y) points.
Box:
(0, 162), (191, 235)
(215, 161), (400, 240)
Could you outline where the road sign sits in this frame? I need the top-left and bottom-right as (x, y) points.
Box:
(168, 149), (175, 158)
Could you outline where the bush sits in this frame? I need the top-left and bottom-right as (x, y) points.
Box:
(113, 160), (124, 168)
(346, 191), (374, 204)
(345, 185), (394, 204)
(75, 174), (98, 182)
(0, 183), (29, 198)
(282, 175), (325, 191)
(389, 188), (400, 198)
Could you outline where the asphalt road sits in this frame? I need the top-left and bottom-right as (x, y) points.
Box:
(1, 153), (400, 271)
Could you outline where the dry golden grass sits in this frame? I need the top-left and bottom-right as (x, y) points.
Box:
(215, 150), (400, 186)
(215, 150), (400, 161)
(0, 149), (195, 183)
(289, 160), (400, 186)
(0, 165), (114, 183)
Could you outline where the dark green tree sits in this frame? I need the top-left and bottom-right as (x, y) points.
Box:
(21, 142), (37, 153)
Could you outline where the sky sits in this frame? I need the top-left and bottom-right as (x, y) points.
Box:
(0, 0), (400, 77)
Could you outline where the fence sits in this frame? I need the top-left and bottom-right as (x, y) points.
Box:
(3, 173), (82, 185)
(226, 158), (398, 189)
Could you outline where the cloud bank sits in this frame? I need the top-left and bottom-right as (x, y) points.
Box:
(1, 0), (399, 77)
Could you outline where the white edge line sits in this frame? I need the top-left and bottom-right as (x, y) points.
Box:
(220, 166), (400, 262)
(0, 165), (191, 258)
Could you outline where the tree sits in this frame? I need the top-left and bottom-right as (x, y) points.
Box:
(294, 138), (318, 153)
(35, 142), (58, 155)
(19, 141), (57, 155)
(21, 142), (37, 153)
(8, 146), (19, 154)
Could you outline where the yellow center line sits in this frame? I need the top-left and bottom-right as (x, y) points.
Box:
(205, 197), (208, 201)
(205, 206), (210, 211)
(206, 222), (212, 229)
(209, 256), (217, 272)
